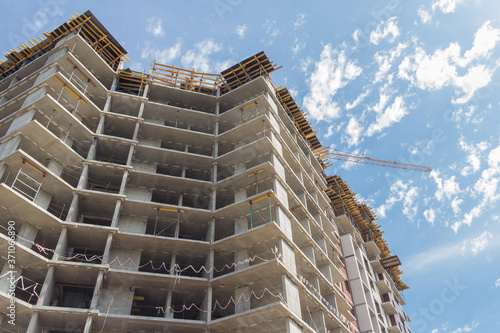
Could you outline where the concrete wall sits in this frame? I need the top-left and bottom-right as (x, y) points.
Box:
(276, 206), (292, 239)
(124, 186), (152, 201)
(108, 248), (141, 271)
(7, 109), (36, 135)
(131, 160), (157, 173)
(274, 178), (288, 209)
(45, 47), (68, 65)
(117, 216), (147, 234)
(282, 275), (301, 318)
(279, 238), (296, 276)
(97, 284), (134, 315)
(34, 65), (58, 86)
(21, 86), (47, 109)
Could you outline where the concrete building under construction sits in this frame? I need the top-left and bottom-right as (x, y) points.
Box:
(0, 11), (412, 333)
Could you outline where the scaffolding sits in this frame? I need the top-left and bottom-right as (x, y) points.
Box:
(116, 68), (150, 96)
(151, 62), (220, 96)
(11, 159), (46, 201)
(0, 10), (129, 79)
(218, 51), (281, 94)
(325, 175), (408, 291)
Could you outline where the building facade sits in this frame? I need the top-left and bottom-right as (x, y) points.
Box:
(0, 11), (411, 333)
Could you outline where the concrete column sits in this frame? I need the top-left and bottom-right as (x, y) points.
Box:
(142, 83), (150, 98)
(83, 316), (93, 333)
(203, 250), (214, 279)
(201, 286), (212, 321)
(164, 290), (173, 318)
(235, 286), (250, 313)
(210, 188), (216, 212)
(54, 227), (68, 260)
(174, 218), (180, 238)
(177, 193), (183, 207)
(110, 200), (122, 228)
(234, 216), (248, 235)
(169, 255), (177, 276)
(87, 139), (97, 160)
(26, 312), (41, 333)
(126, 145), (134, 166)
(90, 271), (105, 309)
(234, 248), (249, 272)
(65, 194), (79, 222)
(38, 265), (55, 306)
(96, 115), (106, 134)
(132, 123), (140, 141)
(103, 95), (112, 113)
(119, 170), (128, 194)
(102, 233), (114, 264)
(77, 164), (89, 189)
(16, 222), (38, 248)
(138, 102), (145, 119)
(206, 217), (215, 243)
(211, 163), (217, 183)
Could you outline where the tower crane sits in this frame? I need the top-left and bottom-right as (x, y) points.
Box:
(326, 151), (432, 172)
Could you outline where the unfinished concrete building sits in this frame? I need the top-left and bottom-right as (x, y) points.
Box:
(0, 11), (412, 333)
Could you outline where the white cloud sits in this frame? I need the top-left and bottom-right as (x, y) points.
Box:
(325, 125), (335, 139)
(303, 45), (362, 122)
(451, 197), (463, 215)
(463, 21), (500, 64)
(300, 56), (313, 72)
(459, 136), (488, 176)
(292, 38), (306, 55)
(141, 42), (181, 64)
(398, 21), (500, 104)
(462, 231), (492, 255)
(236, 24), (247, 38)
(262, 19), (280, 45)
(398, 43), (461, 90)
(181, 39), (229, 72)
(432, 0), (464, 14)
(343, 118), (364, 147)
(376, 179), (419, 220)
(345, 89), (370, 110)
(495, 278), (500, 288)
(373, 43), (407, 83)
(370, 17), (400, 45)
(404, 238), (462, 275)
(452, 144), (500, 232)
(294, 14), (306, 29)
(352, 29), (362, 42)
(405, 232), (496, 275)
(424, 208), (436, 224)
(418, 6), (432, 24)
(146, 16), (164, 37)
(430, 170), (461, 201)
(453, 64), (497, 104)
(451, 321), (479, 333)
(366, 95), (408, 136)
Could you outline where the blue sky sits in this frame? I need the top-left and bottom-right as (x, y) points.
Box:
(1, 0), (500, 332)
